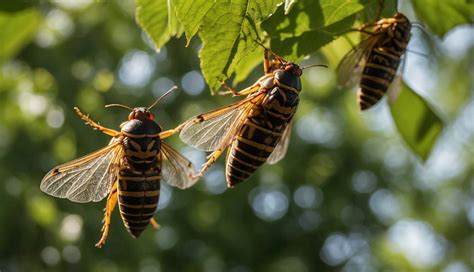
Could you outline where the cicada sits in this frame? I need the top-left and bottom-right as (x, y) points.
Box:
(337, 12), (411, 110)
(179, 49), (324, 187)
(41, 87), (198, 248)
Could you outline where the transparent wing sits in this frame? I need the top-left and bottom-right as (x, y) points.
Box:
(179, 94), (262, 152)
(336, 37), (378, 88)
(40, 140), (123, 203)
(161, 142), (199, 189)
(387, 56), (405, 104)
(267, 120), (294, 165)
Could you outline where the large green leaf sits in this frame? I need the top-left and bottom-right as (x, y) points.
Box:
(412, 0), (474, 37)
(389, 81), (444, 161)
(262, 0), (363, 60)
(232, 46), (264, 85)
(136, 0), (183, 51)
(173, 0), (214, 45)
(198, 0), (283, 93)
(0, 9), (41, 60)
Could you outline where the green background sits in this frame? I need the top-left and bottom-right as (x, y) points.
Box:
(0, 0), (473, 271)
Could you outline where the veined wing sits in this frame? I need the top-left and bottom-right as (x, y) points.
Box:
(267, 120), (294, 165)
(179, 93), (264, 152)
(40, 140), (123, 203)
(161, 142), (199, 189)
(336, 36), (378, 89)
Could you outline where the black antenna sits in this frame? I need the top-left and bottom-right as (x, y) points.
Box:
(147, 86), (178, 110)
(105, 103), (133, 111)
(302, 64), (328, 70)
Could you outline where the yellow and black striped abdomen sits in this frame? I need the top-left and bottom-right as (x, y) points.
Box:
(359, 16), (411, 110)
(117, 167), (160, 238)
(359, 49), (401, 110)
(226, 87), (298, 187)
(118, 117), (162, 238)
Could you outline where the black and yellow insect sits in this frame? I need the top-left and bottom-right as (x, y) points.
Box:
(40, 87), (198, 248)
(179, 49), (322, 187)
(337, 12), (411, 110)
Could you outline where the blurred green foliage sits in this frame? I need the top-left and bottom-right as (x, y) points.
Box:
(0, 0), (473, 271)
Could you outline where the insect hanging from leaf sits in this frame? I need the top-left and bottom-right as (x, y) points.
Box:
(40, 86), (198, 248)
(179, 48), (326, 187)
(337, 12), (412, 110)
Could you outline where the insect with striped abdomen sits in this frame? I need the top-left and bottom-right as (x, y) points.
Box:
(40, 87), (198, 248)
(179, 49), (326, 187)
(337, 12), (412, 110)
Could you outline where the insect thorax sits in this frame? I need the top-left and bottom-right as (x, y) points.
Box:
(121, 119), (162, 170)
(274, 69), (302, 92)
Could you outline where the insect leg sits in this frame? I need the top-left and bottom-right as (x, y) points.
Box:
(218, 80), (262, 97)
(159, 126), (184, 139)
(195, 148), (225, 178)
(95, 181), (118, 248)
(150, 218), (161, 230)
(263, 48), (271, 73)
(74, 107), (121, 137)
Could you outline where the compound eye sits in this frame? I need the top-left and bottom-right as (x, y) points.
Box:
(285, 65), (293, 72)
(128, 111), (135, 120)
(148, 112), (155, 120)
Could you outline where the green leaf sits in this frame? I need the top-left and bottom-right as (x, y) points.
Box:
(389, 81), (444, 161)
(262, 0), (363, 60)
(136, 0), (183, 51)
(358, 0), (398, 20)
(174, 0), (214, 45)
(232, 46), (264, 85)
(198, 0), (283, 94)
(0, 9), (41, 60)
(412, 0), (474, 37)
(320, 0), (364, 25)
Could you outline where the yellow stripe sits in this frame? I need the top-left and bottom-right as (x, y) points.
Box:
(228, 163), (254, 176)
(119, 175), (161, 182)
(245, 121), (283, 136)
(361, 75), (391, 87)
(358, 90), (380, 104)
(265, 109), (292, 120)
(119, 190), (160, 197)
(227, 172), (247, 181)
(359, 82), (387, 97)
(119, 203), (157, 209)
(373, 48), (399, 60)
(122, 131), (161, 138)
(237, 136), (275, 152)
(229, 153), (259, 169)
(364, 62), (397, 75)
(124, 219), (151, 224)
(275, 80), (300, 93)
(121, 212), (155, 217)
(233, 146), (268, 162)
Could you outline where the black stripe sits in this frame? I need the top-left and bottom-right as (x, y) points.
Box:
(121, 213), (154, 222)
(124, 221), (150, 228)
(119, 205), (156, 215)
(119, 195), (159, 205)
(118, 179), (160, 192)
(227, 157), (256, 177)
(364, 65), (396, 82)
(234, 140), (271, 161)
